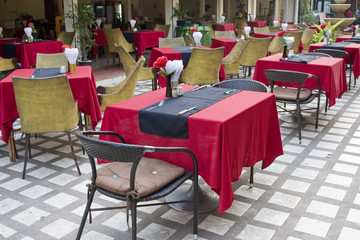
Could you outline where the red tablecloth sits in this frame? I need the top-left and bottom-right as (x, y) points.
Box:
(248, 21), (267, 30)
(309, 42), (360, 79)
(134, 30), (165, 59)
(0, 66), (102, 143)
(253, 53), (347, 108)
(99, 85), (283, 213)
(14, 40), (63, 69)
(287, 28), (298, 32)
(336, 35), (352, 42)
(0, 38), (21, 58)
(210, 38), (237, 56)
(215, 23), (237, 33)
(91, 29), (108, 55)
(148, 47), (226, 88)
(253, 33), (303, 53)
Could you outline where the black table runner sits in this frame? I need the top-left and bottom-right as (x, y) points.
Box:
(321, 42), (352, 51)
(171, 46), (193, 67)
(280, 54), (321, 63)
(31, 68), (63, 78)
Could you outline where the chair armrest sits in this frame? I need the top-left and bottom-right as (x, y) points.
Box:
(81, 130), (126, 143)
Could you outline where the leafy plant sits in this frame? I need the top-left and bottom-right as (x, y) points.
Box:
(65, 2), (96, 62)
(311, 19), (345, 44)
(171, 3), (191, 20)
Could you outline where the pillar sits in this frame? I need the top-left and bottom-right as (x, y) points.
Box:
(64, 0), (77, 32)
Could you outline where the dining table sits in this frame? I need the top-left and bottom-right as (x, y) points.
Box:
(335, 35), (352, 42)
(212, 23), (237, 33)
(0, 38), (22, 58)
(148, 46), (226, 88)
(210, 38), (238, 56)
(91, 29), (108, 56)
(99, 85), (283, 214)
(253, 53), (347, 108)
(0, 66), (102, 162)
(248, 21), (267, 30)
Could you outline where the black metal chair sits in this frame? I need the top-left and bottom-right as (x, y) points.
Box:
(344, 39), (360, 44)
(212, 79), (268, 187)
(264, 70), (322, 144)
(301, 52), (332, 58)
(76, 131), (198, 240)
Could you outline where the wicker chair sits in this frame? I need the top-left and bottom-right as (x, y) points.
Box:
(222, 39), (248, 78)
(36, 53), (68, 68)
(114, 44), (158, 91)
(264, 69), (321, 144)
(75, 130), (198, 240)
(235, 18), (248, 33)
(104, 28), (136, 69)
(158, 37), (186, 48)
(180, 47), (224, 85)
(96, 56), (145, 111)
(56, 31), (76, 47)
(253, 26), (270, 33)
(301, 28), (316, 53)
(285, 31), (303, 54)
(240, 37), (272, 76)
(154, 24), (171, 37)
(186, 33), (195, 46)
(12, 74), (81, 179)
(214, 30), (236, 39)
(268, 26), (281, 32)
(268, 36), (285, 55)
(0, 56), (18, 79)
(205, 21), (215, 39)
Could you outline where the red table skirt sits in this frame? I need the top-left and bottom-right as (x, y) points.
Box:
(134, 31), (166, 59)
(215, 23), (237, 33)
(336, 35), (352, 43)
(210, 38), (237, 56)
(91, 29), (108, 55)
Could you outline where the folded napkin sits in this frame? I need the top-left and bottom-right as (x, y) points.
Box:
(244, 26), (251, 37)
(273, 20), (279, 27)
(220, 16), (225, 24)
(64, 48), (78, 64)
(193, 32), (202, 43)
(130, 19), (136, 27)
(212, 15), (216, 21)
(0, 27), (3, 35)
(281, 23), (288, 31)
(96, 19), (102, 28)
(24, 27), (32, 37)
(165, 60), (183, 83)
(284, 37), (294, 49)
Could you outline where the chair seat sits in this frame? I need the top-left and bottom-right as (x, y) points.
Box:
(273, 87), (312, 101)
(96, 157), (185, 197)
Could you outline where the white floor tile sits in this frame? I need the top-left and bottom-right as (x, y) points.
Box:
(294, 217), (331, 238)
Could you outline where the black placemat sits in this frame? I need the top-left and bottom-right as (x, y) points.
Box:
(280, 54), (321, 63)
(123, 29), (150, 42)
(31, 68), (63, 78)
(139, 87), (241, 139)
(171, 46), (192, 67)
(321, 42), (352, 50)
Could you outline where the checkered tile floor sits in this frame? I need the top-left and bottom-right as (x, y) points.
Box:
(1, 72), (360, 239)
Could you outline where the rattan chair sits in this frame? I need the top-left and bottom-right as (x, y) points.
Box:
(186, 33), (195, 46)
(75, 130), (198, 240)
(56, 31), (76, 47)
(253, 26), (270, 33)
(285, 31), (303, 54)
(205, 21), (215, 39)
(154, 24), (171, 38)
(114, 44), (158, 90)
(268, 36), (285, 55)
(36, 53), (68, 68)
(301, 28), (316, 53)
(264, 69), (321, 144)
(96, 56), (145, 111)
(158, 37), (186, 47)
(344, 39), (360, 43)
(222, 39), (248, 78)
(302, 52), (332, 58)
(235, 18), (248, 32)
(268, 26), (281, 32)
(180, 47), (224, 85)
(0, 56), (17, 79)
(214, 30), (236, 39)
(12, 74), (81, 179)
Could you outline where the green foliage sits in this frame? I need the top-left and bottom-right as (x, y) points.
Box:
(311, 19), (345, 44)
(171, 3), (191, 20)
(66, 2), (96, 61)
(299, 11), (320, 25)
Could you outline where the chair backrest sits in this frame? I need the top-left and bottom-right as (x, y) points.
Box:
(56, 31), (75, 47)
(301, 28), (316, 52)
(205, 21), (215, 39)
(154, 24), (171, 37)
(268, 36), (284, 55)
(314, 48), (352, 63)
(36, 53), (68, 68)
(214, 30), (236, 39)
(55, 15), (65, 38)
(159, 37), (186, 48)
(268, 26), (280, 32)
(222, 39), (248, 75)
(302, 52), (333, 58)
(12, 74), (78, 134)
(240, 37), (272, 67)
(104, 28), (134, 53)
(235, 18), (248, 30)
(254, 26), (270, 33)
(180, 47), (224, 85)
(0, 57), (17, 72)
(114, 43), (136, 75)
(186, 33), (195, 46)
(213, 79), (269, 92)
(285, 31), (303, 54)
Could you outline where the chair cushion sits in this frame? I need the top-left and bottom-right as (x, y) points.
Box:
(273, 87), (312, 101)
(96, 157), (186, 197)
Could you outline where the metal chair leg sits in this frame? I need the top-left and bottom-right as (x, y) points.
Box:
(67, 132), (81, 175)
(249, 166), (254, 188)
(131, 200), (137, 240)
(22, 134), (30, 179)
(76, 187), (96, 240)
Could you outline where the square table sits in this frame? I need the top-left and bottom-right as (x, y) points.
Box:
(99, 85), (283, 213)
(0, 38), (21, 58)
(253, 53), (347, 108)
(336, 35), (352, 42)
(212, 23), (237, 33)
(91, 29), (108, 56)
(210, 38), (237, 56)
(0, 66), (102, 161)
(132, 30), (166, 59)
(248, 21), (267, 31)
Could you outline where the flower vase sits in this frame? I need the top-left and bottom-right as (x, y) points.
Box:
(27, 36), (33, 43)
(282, 45), (287, 58)
(353, 29), (356, 37)
(166, 75), (172, 97)
(195, 42), (201, 48)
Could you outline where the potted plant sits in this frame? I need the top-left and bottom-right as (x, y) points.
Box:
(171, 4), (191, 26)
(65, 2), (96, 65)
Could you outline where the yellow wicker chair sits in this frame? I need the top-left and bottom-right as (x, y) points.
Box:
(222, 39), (248, 78)
(159, 37), (186, 48)
(286, 31), (303, 54)
(268, 26), (281, 32)
(205, 21), (215, 39)
(214, 30), (236, 39)
(154, 24), (171, 38)
(0, 57), (18, 79)
(240, 37), (272, 76)
(96, 56), (145, 112)
(268, 36), (285, 55)
(235, 18), (248, 31)
(301, 28), (316, 53)
(36, 53), (68, 68)
(186, 33), (195, 46)
(12, 74), (81, 179)
(56, 31), (76, 47)
(253, 26), (270, 33)
(180, 47), (224, 85)
(104, 28), (136, 69)
(113, 43), (157, 91)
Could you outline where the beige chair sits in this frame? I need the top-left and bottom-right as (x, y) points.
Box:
(57, 31), (76, 47)
(186, 33), (195, 46)
(154, 24), (171, 38)
(205, 21), (215, 39)
(12, 74), (81, 179)
(222, 39), (248, 78)
(253, 26), (270, 33)
(103, 28), (136, 69)
(159, 37), (186, 48)
(55, 15), (65, 38)
(0, 57), (18, 79)
(36, 53), (68, 68)
(268, 26), (281, 32)
(268, 36), (285, 55)
(235, 18), (248, 31)
(286, 31), (303, 54)
(214, 30), (236, 39)
(301, 28), (316, 53)
(180, 47), (224, 85)
(113, 44), (157, 91)
(240, 37), (272, 76)
(96, 56), (145, 112)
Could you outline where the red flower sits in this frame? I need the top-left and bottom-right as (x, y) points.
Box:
(153, 56), (168, 69)
(279, 20), (283, 23)
(222, 13), (226, 16)
(190, 28), (197, 33)
(352, 25), (357, 29)
(277, 30), (286, 37)
(135, 17), (139, 21)
(249, 14), (251, 16)
(320, 24), (326, 29)
(27, 22), (34, 27)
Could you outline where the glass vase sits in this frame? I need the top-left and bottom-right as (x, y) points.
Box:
(282, 45), (287, 58)
(166, 75), (172, 97)
(353, 29), (356, 37)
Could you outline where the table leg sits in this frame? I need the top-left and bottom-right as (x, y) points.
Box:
(8, 131), (17, 162)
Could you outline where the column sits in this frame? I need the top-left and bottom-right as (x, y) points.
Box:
(217, 0), (224, 23)
(199, 0), (205, 18)
(165, 0), (178, 38)
(64, 0), (77, 32)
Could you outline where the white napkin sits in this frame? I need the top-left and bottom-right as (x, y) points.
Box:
(193, 32), (202, 43)
(220, 16), (225, 24)
(244, 26), (251, 37)
(273, 20), (279, 26)
(283, 37), (294, 49)
(24, 27), (32, 37)
(240, 35), (245, 40)
(130, 19), (136, 27)
(0, 27), (3, 35)
(64, 48), (79, 64)
(281, 23), (288, 31)
(96, 19), (102, 27)
(212, 15), (216, 21)
(164, 60), (183, 83)
(325, 29), (331, 38)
